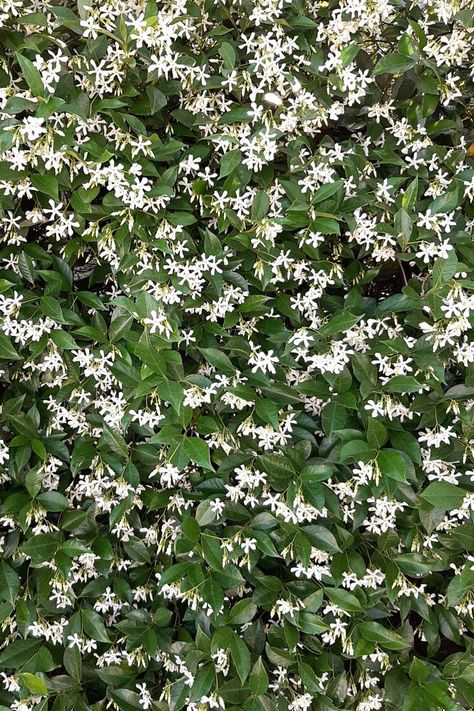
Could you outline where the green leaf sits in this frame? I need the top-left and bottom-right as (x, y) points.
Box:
(255, 398), (279, 429)
(218, 42), (236, 69)
(239, 294), (272, 315)
(395, 207), (413, 247)
(420, 680), (459, 711)
(198, 347), (235, 374)
(373, 52), (415, 75)
(203, 575), (224, 614)
(108, 689), (142, 711)
(51, 330), (78, 349)
(21, 534), (58, 564)
(321, 311), (361, 336)
(300, 462), (335, 482)
(71, 439), (95, 474)
(182, 437), (213, 470)
(40, 295), (63, 321)
(402, 177), (418, 210)
(340, 45), (359, 66)
(287, 15), (317, 28)
(219, 106), (252, 124)
(0, 333), (21, 360)
(156, 562), (190, 589)
(189, 663), (214, 702)
(251, 191), (270, 221)
(37, 491), (68, 512)
(60, 539), (90, 557)
(325, 587), (363, 612)
(433, 249), (458, 285)
(21, 673), (48, 695)
(228, 598), (257, 625)
(367, 419), (388, 448)
(311, 180), (343, 204)
(358, 621), (411, 650)
(96, 666), (135, 686)
(157, 379), (184, 414)
(63, 645), (82, 682)
(230, 632), (251, 683)
(298, 661), (322, 694)
(390, 430), (421, 464)
(18, 252), (36, 284)
(201, 533), (223, 571)
(0, 561), (20, 605)
(421, 481), (465, 510)
(76, 291), (105, 310)
(429, 188), (461, 214)
(81, 609), (111, 642)
(219, 149), (242, 178)
(383, 375), (421, 393)
(16, 53), (45, 96)
(0, 639), (42, 668)
(100, 424), (128, 458)
(31, 174), (59, 200)
(409, 657), (430, 683)
(340, 439), (376, 462)
(249, 657), (268, 695)
(303, 525), (340, 553)
(377, 449), (407, 481)
(321, 401), (347, 436)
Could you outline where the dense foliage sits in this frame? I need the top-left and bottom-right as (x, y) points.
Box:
(1, 0), (474, 709)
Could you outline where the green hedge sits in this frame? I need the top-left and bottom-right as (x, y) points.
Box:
(0, 1), (474, 710)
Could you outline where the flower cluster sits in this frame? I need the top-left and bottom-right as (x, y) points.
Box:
(0, 0), (473, 710)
